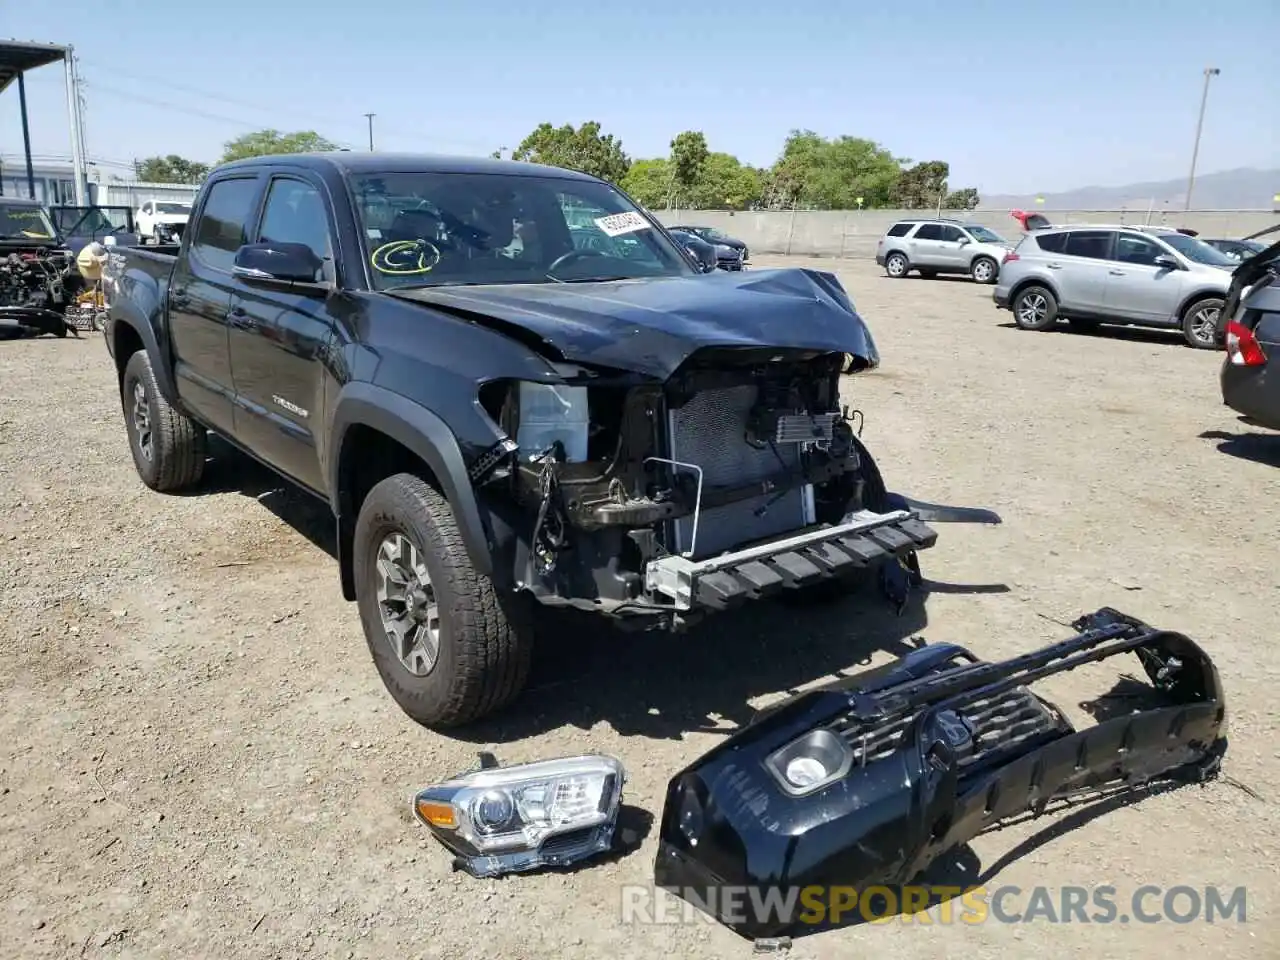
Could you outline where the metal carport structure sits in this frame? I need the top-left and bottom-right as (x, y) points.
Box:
(0, 38), (87, 204)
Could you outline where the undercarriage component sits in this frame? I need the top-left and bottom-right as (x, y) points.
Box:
(644, 508), (937, 611)
(654, 607), (1227, 939)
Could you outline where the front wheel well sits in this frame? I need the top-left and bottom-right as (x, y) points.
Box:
(112, 323), (145, 384)
(1177, 290), (1225, 321)
(336, 425), (442, 600)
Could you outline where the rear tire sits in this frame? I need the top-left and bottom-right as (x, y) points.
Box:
(121, 349), (207, 492)
(353, 473), (533, 729)
(884, 252), (909, 279)
(971, 256), (998, 284)
(1012, 285), (1059, 331)
(1181, 296), (1223, 349)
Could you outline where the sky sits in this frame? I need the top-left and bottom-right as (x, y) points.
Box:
(3, 0), (1278, 195)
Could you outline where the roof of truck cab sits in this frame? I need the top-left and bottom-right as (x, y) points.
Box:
(212, 152), (602, 182)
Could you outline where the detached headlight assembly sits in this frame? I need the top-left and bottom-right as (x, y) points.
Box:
(414, 754), (626, 877)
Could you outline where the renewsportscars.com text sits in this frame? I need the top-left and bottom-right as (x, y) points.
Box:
(621, 884), (1248, 927)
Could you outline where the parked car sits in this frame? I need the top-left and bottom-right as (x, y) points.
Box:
(48, 205), (140, 255)
(1219, 236), (1280, 429)
(0, 197), (84, 338)
(993, 224), (1238, 348)
(667, 228), (718, 272)
(668, 224), (749, 263)
(875, 218), (1013, 284)
(103, 152), (936, 729)
(134, 198), (192, 244)
(1202, 238), (1268, 263)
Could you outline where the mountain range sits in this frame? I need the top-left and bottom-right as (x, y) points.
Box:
(977, 167), (1280, 211)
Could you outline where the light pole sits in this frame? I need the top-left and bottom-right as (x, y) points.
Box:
(1184, 67), (1220, 211)
(364, 113), (376, 151)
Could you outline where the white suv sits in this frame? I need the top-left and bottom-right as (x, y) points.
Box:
(875, 218), (1014, 284)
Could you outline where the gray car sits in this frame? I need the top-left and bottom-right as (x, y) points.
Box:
(875, 217), (1013, 284)
(992, 224), (1237, 349)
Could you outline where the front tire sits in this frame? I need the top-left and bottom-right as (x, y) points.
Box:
(353, 473), (533, 728)
(971, 256), (998, 284)
(121, 349), (207, 491)
(1012, 285), (1059, 331)
(1181, 296), (1223, 349)
(884, 252), (909, 279)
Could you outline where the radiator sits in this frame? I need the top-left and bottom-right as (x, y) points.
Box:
(666, 384), (815, 559)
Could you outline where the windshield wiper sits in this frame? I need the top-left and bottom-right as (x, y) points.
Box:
(547, 275), (633, 284)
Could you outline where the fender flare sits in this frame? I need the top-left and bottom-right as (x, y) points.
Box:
(328, 382), (494, 583)
(109, 307), (180, 405)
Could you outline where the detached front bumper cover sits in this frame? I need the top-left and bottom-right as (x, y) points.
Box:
(414, 753), (626, 878)
(654, 607), (1228, 939)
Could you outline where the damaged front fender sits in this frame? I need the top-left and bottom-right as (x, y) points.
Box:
(653, 607), (1227, 939)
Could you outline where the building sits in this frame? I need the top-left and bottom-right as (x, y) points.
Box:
(0, 153), (199, 207)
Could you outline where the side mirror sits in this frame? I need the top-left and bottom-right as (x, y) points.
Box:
(956, 237), (970, 246)
(1152, 254), (1180, 271)
(233, 241), (327, 289)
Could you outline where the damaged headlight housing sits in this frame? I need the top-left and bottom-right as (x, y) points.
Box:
(414, 755), (625, 877)
(515, 381), (590, 463)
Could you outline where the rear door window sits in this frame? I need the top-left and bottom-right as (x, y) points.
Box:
(191, 176), (261, 273)
(1035, 232), (1067, 253)
(1063, 230), (1113, 260)
(914, 223), (945, 241)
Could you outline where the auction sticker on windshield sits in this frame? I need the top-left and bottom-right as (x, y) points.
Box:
(594, 212), (650, 238)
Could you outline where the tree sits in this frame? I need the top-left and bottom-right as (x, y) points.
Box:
(133, 155), (209, 184)
(668, 130), (709, 205)
(942, 187), (980, 211)
(890, 161), (950, 209)
(620, 157), (672, 208)
(219, 129), (338, 164)
(762, 131), (904, 210)
(686, 153), (762, 210)
(511, 121), (630, 184)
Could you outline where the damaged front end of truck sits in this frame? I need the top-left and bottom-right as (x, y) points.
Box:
(401, 268), (939, 631)
(651, 607), (1228, 940)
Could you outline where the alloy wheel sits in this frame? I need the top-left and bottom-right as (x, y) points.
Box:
(375, 532), (441, 676)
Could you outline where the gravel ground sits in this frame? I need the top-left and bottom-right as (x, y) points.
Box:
(1, 256), (1276, 960)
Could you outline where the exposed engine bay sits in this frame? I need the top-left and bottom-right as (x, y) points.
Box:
(0, 246), (84, 339)
(475, 346), (937, 628)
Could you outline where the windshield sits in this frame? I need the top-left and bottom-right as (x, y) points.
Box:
(696, 226), (727, 240)
(351, 171), (697, 288)
(50, 206), (133, 236)
(155, 202), (191, 215)
(1158, 232), (1238, 267)
(0, 202), (57, 240)
(965, 225), (1005, 243)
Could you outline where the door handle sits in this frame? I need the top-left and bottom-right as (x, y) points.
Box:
(1108, 270), (1125, 276)
(1047, 263), (1062, 269)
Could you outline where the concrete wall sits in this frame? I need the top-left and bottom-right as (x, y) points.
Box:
(652, 208), (1278, 259)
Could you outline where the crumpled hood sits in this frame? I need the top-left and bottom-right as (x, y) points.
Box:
(386, 267), (878, 381)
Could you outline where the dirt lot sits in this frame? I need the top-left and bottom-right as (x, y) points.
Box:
(1, 256), (1276, 959)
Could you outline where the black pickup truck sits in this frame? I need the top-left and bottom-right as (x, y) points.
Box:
(103, 152), (937, 727)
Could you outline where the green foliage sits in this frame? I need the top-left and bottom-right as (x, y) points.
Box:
(942, 187), (980, 211)
(890, 160), (951, 209)
(133, 155), (209, 184)
(219, 129), (338, 165)
(669, 130), (709, 202)
(511, 121), (631, 184)
(761, 130), (905, 210)
(619, 157), (672, 208)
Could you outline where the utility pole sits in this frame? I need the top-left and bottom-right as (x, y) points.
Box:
(1184, 67), (1220, 212)
(64, 44), (88, 205)
(364, 113), (376, 151)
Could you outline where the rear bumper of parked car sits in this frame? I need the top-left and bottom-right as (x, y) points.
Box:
(993, 286), (1011, 308)
(1220, 358), (1279, 430)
